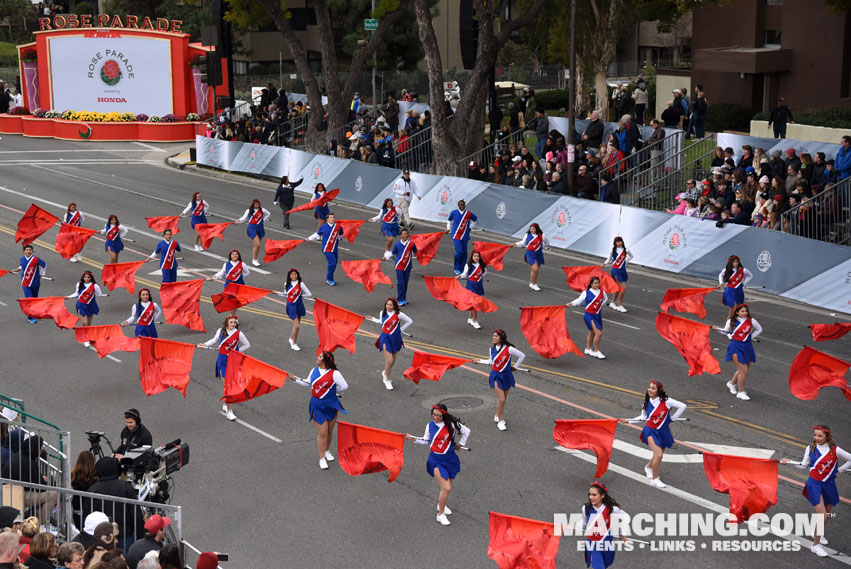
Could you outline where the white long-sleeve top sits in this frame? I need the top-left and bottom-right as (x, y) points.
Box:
(478, 345), (526, 368)
(513, 235), (550, 248)
(181, 200), (209, 216)
(237, 208), (272, 223)
(66, 283), (105, 298)
(374, 310), (413, 333)
(793, 444), (851, 472)
(569, 290), (608, 306)
(274, 282), (313, 299)
(414, 421), (471, 446)
(580, 504), (630, 537)
(630, 397), (687, 422)
(458, 263), (487, 280)
(202, 328), (251, 351)
(393, 177), (420, 201)
(125, 302), (162, 324)
(100, 224), (129, 238)
(718, 317), (763, 340)
(213, 262), (251, 280)
(294, 369), (349, 393)
(446, 218), (476, 232)
(370, 206), (403, 222)
(718, 267), (754, 286)
(602, 247), (634, 267)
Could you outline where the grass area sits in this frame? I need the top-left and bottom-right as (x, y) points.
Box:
(0, 43), (18, 57)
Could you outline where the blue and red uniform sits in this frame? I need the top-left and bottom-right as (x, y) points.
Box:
(19, 254), (46, 298)
(306, 367), (347, 424)
(152, 238), (181, 283)
(391, 238), (417, 304)
(448, 208), (477, 274)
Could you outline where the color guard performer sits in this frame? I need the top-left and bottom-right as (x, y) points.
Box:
(65, 270), (106, 333)
(580, 481), (629, 569)
(64, 203), (86, 262)
(372, 298), (413, 391)
(308, 212), (344, 286)
(717, 255), (753, 322)
(272, 268), (312, 351)
(457, 250), (487, 330)
(198, 316), (250, 421)
(179, 192), (209, 251)
(210, 249), (250, 288)
(567, 276), (608, 359)
(120, 288), (161, 338)
(100, 214), (129, 264)
(293, 351), (348, 470)
(714, 303), (762, 401)
(601, 236), (632, 312)
(312, 183), (331, 232)
(476, 330), (525, 431)
(11, 244), (47, 324)
(389, 228), (417, 306)
(235, 199), (271, 267)
(148, 229), (181, 283)
(447, 200), (477, 275)
(513, 223), (548, 291)
(370, 198), (402, 260)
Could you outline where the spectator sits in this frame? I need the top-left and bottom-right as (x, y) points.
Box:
(602, 142), (626, 177)
(196, 552), (218, 569)
(575, 164), (596, 199)
(158, 544), (182, 569)
(769, 150), (786, 178)
(785, 148), (801, 171)
(137, 557), (159, 569)
(508, 102), (523, 131)
(84, 457), (145, 548)
(812, 152), (827, 186)
(57, 542), (85, 569)
(364, 144), (378, 165)
(824, 159), (838, 185)
(113, 409), (152, 459)
(599, 173), (619, 204)
(467, 161), (480, 180)
(0, 86), (9, 114)
(526, 109), (549, 159)
(377, 139), (395, 168)
(19, 516), (40, 563)
(75, 512), (110, 551)
(83, 522), (120, 568)
(350, 92), (361, 116)
(522, 88), (537, 124)
(582, 111), (604, 149)
(25, 532), (57, 569)
(384, 94), (399, 132)
(836, 135), (851, 180)
(1, 435), (57, 525)
(667, 192), (689, 215)
(0, 506), (21, 533)
(534, 170), (547, 192)
(614, 85), (629, 121)
(125, 515), (171, 569)
(632, 80), (647, 124)
(768, 97), (794, 138)
(726, 201), (750, 225)
(671, 90), (685, 126)
(683, 198), (699, 217)
(548, 172), (565, 194)
(0, 531), (19, 569)
(738, 146), (754, 170)
(785, 165), (799, 194)
(661, 100), (680, 127)
(692, 90), (708, 139)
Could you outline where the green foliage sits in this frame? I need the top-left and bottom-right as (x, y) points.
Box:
(224, 0), (273, 29)
(643, 63), (656, 119)
(335, 0), (428, 71)
(754, 106), (851, 129)
(706, 103), (750, 133)
(0, 0), (37, 44)
(824, 0), (851, 13)
(0, 42), (19, 68)
(535, 89), (571, 111)
(74, 2), (94, 14)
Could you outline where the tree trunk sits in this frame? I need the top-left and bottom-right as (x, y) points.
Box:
(595, 70), (610, 122)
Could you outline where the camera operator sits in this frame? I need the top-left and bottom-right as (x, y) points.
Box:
(114, 409), (152, 460)
(84, 457), (145, 550)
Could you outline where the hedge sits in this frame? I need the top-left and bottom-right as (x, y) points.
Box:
(752, 106), (851, 130)
(705, 103), (750, 133)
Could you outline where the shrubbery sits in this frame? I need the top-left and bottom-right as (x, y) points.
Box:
(705, 103), (750, 133)
(753, 106), (851, 129)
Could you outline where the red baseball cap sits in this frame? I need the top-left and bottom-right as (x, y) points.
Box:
(144, 514), (172, 533)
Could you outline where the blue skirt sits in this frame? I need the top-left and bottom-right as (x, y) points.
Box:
(804, 476), (840, 507)
(286, 299), (306, 320)
(381, 222), (400, 237)
(215, 353), (228, 378)
(726, 339), (756, 365)
(584, 536), (616, 569)
(105, 239), (124, 253)
(640, 424), (675, 449)
(247, 223), (265, 240)
(524, 250), (544, 266)
(489, 369), (515, 391)
(427, 450), (460, 480)
(584, 312), (603, 331)
(465, 280), (484, 296)
(377, 332), (403, 353)
(225, 277), (245, 289)
(611, 267), (628, 283)
(722, 286), (744, 307)
(161, 268), (178, 283)
(135, 324), (158, 338)
(191, 214), (208, 228)
(76, 300), (99, 317)
(314, 205), (330, 220)
(309, 396), (347, 425)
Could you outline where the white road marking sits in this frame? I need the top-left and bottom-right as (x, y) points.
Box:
(221, 412), (283, 443)
(684, 442), (776, 459)
(0, 301), (6, 306)
(85, 345), (122, 363)
(0, 159), (159, 165)
(609, 440), (703, 463)
(0, 149), (154, 154)
(570, 310), (641, 330)
(132, 142), (166, 151)
(146, 269), (201, 278)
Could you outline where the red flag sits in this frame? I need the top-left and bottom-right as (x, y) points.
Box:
(473, 241), (512, 271)
(17, 297), (77, 329)
(211, 283), (271, 313)
(74, 325), (140, 358)
(487, 511), (561, 569)
(703, 452), (779, 522)
(655, 312), (720, 376)
(410, 232), (443, 266)
(341, 259), (392, 293)
(138, 337), (195, 397)
(195, 222), (233, 249)
(403, 350), (470, 384)
(285, 188), (340, 214)
(160, 280), (206, 332)
(145, 216), (180, 236)
(15, 204), (59, 246)
(0, 270), (8, 278)
(553, 419), (618, 478)
(811, 322), (851, 342)
(102, 261), (147, 294)
(562, 265), (623, 294)
(660, 287), (716, 320)
(520, 305), (584, 359)
(222, 351), (287, 404)
(788, 346), (851, 401)
(337, 421), (406, 483)
(336, 219), (368, 244)
(54, 224), (97, 259)
(312, 299), (364, 355)
(424, 276), (498, 313)
(263, 239), (304, 263)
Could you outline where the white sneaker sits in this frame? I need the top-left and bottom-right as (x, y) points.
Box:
(497, 421), (507, 431)
(436, 513), (451, 526)
(467, 318), (474, 326)
(819, 537), (829, 545)
(644, 466), (653, 479)
(650, 478), (666, 488)
(471, 321), (481, 330)
(225, 410), (236, 421)
(83, 341), (91, 348)
(195, 245), (203, 252)
(437, 505), (452, 515)
(584, 348), (593, 356)
(289, 338), (301, 351)
(736, 392), (751, 401)
(727, 381), (738, 395)
(593, 351), (606, 359)
(383, 251), (393, 260)
(69, 256), (78, 263)
(811, 544), (828, 557)
(529, 283), (541, 291)
(382, 371), (393, 390)
(324, 450), (335, 462)
(494, 415), (500, 423)
(617, 305), (627, 313)
(319, 458), (329, 470)
(222, 403), (228, 413)
(252, 259), (261, 267)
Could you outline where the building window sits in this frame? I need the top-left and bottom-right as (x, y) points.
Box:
(764, 30), (781, 47)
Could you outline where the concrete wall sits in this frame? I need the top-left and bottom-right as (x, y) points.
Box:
(655, 72), (691, 120)
(750, 121), (850, 144)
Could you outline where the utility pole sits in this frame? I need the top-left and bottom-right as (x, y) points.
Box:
(371, 0), (377, 107)
(567, 0), (577, 195)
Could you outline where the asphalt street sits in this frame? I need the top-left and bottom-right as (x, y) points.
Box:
(0, 135), (849, 568)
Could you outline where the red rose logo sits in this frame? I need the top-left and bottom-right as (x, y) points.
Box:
(100, 60), (122, 86)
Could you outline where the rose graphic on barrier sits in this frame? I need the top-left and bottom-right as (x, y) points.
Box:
(100, 60), (122, 86)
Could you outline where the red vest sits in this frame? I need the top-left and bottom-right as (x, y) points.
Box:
(311, 369), (335, 399)
(612, 249), (627, 269)
(731, 318), (753, 342)
(727, 267), (744, 288)
(586, 290), (605, 314)
(810, 447), (838, 482)
(323, 224), (341, 253)
(492, 345), (511, 372)
(526, 234), (543, 252)
(218, 329), (241, 355)
(645, 400), (669, 429)
(78, 283), (96, 304)
(382, 208), (398, 223)
(106, 225), (121, 241)
(286, 281), (302, 303)
(192, 201), (206, 216)
(468, 263), (484, 283)
(430, 423), (451, 454)
(21, 257), (39, 287)
(226, 261), (243, 282)
(137, 302), (155, 326)
(382, 312), (400, 335)
(452, 210), (471, 240)
(248, 209), (264, 224)
(395, 241), (414, 271)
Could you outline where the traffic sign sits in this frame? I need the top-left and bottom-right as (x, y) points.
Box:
(364, 18), (378, 31)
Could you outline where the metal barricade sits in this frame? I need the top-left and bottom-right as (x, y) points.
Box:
(1, 416), (71, 492)
(781, 176), (851, 244)
(454, 126), (530, 176)
(394, 124), (437, 173)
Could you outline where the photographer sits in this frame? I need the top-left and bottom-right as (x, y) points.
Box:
(114, 409), (152, 460)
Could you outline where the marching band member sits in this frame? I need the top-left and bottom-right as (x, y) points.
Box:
(370, 198), (402, 260)
(601, 236), (632, 312)
(714, 303), (762, 401)
(580, 481), (629, 569)
(308, 212), (344, 286)
(65, 270), (105, 331)
(293, 351), (348, 470)
(717, 255), (753, 322)
(405, 403), (471, 526)
(100, 214), (128, 264)
(457, 250), (487, 330)
(148, 228), (181, 283)
(780, 425), (851, 558)
(11, 244), (47, 324)
(312, 183), (331, 232)
(568, 276), (608, 359)
(390, 228), (417, 306)
(179, 192), (209, 251)
(272, 268), (312, 351)
(477, 330), (525, 431)
(235, 198), (271, 267)
(619, 381), (686, 489)
(120, 288), (161, 338)
(198, 316), (250, 422)
(513, 223), (548, 291)
(374, 298), (413, 391)
(211, 249), (250, 288)
(64, 203), (86, 262)
(447, 200), (477, 275)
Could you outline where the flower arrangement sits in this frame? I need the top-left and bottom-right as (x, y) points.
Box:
(32, 108), (46, 118)
(119, 112), (136, 122)
(135, 113), (149, 122)
(7, 106), (31, 116)
(61, 110), (74, 119)
(45, 110), (62, 118)
(161, 114), (179, 123)
(185, 113), (201, 121)
(20, 49), (37, 63)
(147, 115), (162, 123)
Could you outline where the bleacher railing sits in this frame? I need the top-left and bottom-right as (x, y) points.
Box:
(453, 127), (533, 177)
(781, 175), (851, 245)
(1, 419), (71, 492)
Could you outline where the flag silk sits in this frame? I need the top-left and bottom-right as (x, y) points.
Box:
(341, 259), (392, 293)
(74, 325), (140, 358)
(553, 419), (618, 478)
(562, 265), (623, 294)
(702, 452), (779, 522)
(15, 204), (59, 246)
(312, 299), (365, 355)
(335, 219), (368, 244)
(285, 188), (340, 214)
(655, 312), (721, 376)
(145, 216), (181, 236)
(487, 511), (561, 569)
(160, 280), (206, 332)
(788, 346), (851, 401)
(211, 283), (271, 313)
(263, 239), (305, 263)
(138, 337), (195, 397)
(223, 351), (287, 404)
(195, 222), (233, 249)
(17, 297), (78, 329)
(0, 269), (8, 278)
(55, 224), (97, 259)
(520, 305), (584, 359)
(409, 232), (443, 266)
(473, 241), (512, 271)
(403, 350), (470, 384)
(424, 276), (498, 313)
(336, 421), (406, 483)
(811, 322), (851, 342)
(102, 261), (147, 294)
(660, 287), (716, 320)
